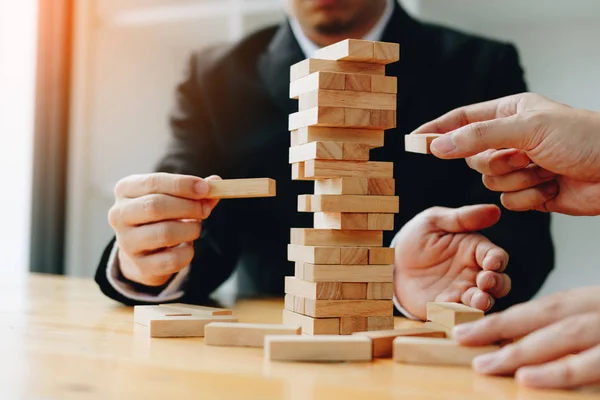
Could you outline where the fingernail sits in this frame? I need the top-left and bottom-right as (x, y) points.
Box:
(508, 152), (530, 168)
(537, 168), (556, 179)
(194, 180), (209, 195)
(430, 135), (456, 154)
(486, 296), (493, 310)
(473, 353), (501, 374)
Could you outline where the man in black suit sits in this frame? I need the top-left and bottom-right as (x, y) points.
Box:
(96, 0), (554, 320)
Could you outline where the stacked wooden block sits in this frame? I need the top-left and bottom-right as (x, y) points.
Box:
(284, 39), (400, 335)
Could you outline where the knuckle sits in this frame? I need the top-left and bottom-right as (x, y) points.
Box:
(470, 121), (490, 142)
(162, 250), (183, 272)
(143, 196), (163, 219)
(153, 224), (171, 246)
(143, 174), (161, 194)
(114, 176), (131, 197)
(482, 175), (497, 190)
(108, 205), (121, 229)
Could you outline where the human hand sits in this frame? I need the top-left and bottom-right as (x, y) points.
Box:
(393, 204), (511, 320)
(453, 287), (600, 389)
(413, 93), (600, 215)
(108, 173), (221, 286)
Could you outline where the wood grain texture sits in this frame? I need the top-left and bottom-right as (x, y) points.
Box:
(289, 142), (369, 163)
(303, 159), (393, 179)
(299, 89), (396, 111)
(370, 76), (397, 94)
(292, 126), (385, 148)
(282, 309), (340, 335)
(313, 212), (369, 230)
(289, 71), (346, 99)
(426, 302), (484, 328)
(367, 316), (395, 331)
(314, 177), (369, 195)
(287, 244), (341, 265)
(204, 322), (301, 347)
(301, 262), (393, 283)
(354, 327), (446, 357)
(368, 178), (395, 196)
(290, 58), (385, 82)
(340, 247), (369, 265)
(366, 283), (395, 300)
(298, 195), (399, 213)
(265, 335), (372, 361)
(313, 39), (374, 62)
(369, 247), (395, 265)
(206, 178), (275, 199)
(367, 214), (395, 230)
(148, 315), (238, 338)
(285, 277), (368, 300)
(289, 107), (396, 130)
(159, 303), (233, 316)
(290, 228), (383, 247)
(393, 337), (499, 366)
(405, 134), (443, 154)
(372, 42), (400, 64)
(304, 299), (393, 318)
(345, 73), (371, 92)
(340, 317), (368, 335)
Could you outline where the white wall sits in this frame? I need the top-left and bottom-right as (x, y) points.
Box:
(403, 0), (600, 295)
(0, 0), (37, 279)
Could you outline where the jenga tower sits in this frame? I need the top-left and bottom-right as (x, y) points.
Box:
(283, 39), (400, 335)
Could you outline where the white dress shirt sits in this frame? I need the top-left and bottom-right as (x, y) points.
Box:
(106, 0), (417, 319)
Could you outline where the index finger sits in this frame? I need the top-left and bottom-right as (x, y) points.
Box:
(115, 173), (211, 199)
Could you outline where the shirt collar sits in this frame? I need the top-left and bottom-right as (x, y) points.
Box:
(289, 0), (396, 59)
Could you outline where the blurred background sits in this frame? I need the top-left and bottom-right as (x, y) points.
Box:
(1, 0), (599, 298)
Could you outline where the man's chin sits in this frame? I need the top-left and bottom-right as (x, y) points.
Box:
(312, 19), (353, 36)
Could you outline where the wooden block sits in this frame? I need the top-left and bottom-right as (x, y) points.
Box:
(393, 337), (500, 366)
(368, 178), (395, 196)
(286, 279), (367, 301)
(354, 327), (446, 357)
(302, 262), (393, 283)
(265, 335), (372, 361)
(345, 73), (371, 92)
(291, 162), (311, 181)
(314, 39), (374, 62)
(289, 142), (342, 163)
(371, 76), (397, 94)
(148, 315), (238, 338)
(314, 178), (368, 195)
(427, 302), (484, 328)
(341, 283), (368, 300)
(158, 303), (233, 316)
(340, 317), (368, 335)
(288, 107), (344, 131)
(299, 89), (396, 111)
(284, 294), (305, 314)
(289, 71), (346, 99)
(292, 127), (384, 148)
(405, 134), (443, 154)
(290, 58), (385, 82)
(424, 321), (453, 338)
(287, 244), (341, 264)
(340, 247), (369, 265)
(282, 310), (339, 335)
(367, 214), (395, 230)
(298, 195), (399, 214)
(366, 282), (394, 300)
(291, 228), (383, 247)
(294, 260), (304, 279)
(372, 41), (400, 64)
(370, 109), (396, 130)
(344, 108), (371, 127)
(367, 316), (395, 331)
(342, 143), (370, 161)
(369, 247), (395, 265)
(303, 159), (393, 179)
(205, 178), (275, 199)
(205, 322), (301, 347)
(314, 212), (368, 230)
(134, 305), (191, 326)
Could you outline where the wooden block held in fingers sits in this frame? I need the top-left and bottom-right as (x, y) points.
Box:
(367, 214), (395, 230)
(405, 134), (443, 154)
(299, 195), (399, 213)
(345, 73), (371, 92)
(205, 322), (301, 347)
(292, 127), (384, 148)
(304, 159), (394, 179)
(315, 178), (368, 195)
(366, 282), (394, 300)
(282, 310), (340, 335)
(289, 71), (346, 99)
(372, 41), (400, 64)
(368, 178), (395, 196)
(340, 317), (368, 335)
(288, 244), (341, 264)
(205, 178), (276, 199)
(159, 303), (233, 316)
(427, 302), (484, 328)
(371, 76), (397, 94)
(290, 58), (385, 82)
(291, 228), (383, 247)
(289, 142), (343, 163)
(302, 262), (393, 283)
(369, 247), (395, 265)
(299, 89), (397, 111)
(314, 212), (368, 230)
(393, 337), (499, 366)
(354, 327), (446, 357)
(367, 316), (395, 331)
(265, 334), (372, 361)
(148, 315), (238, 338)
(314, 39), (374, 62)
(340, 247), (369, 264)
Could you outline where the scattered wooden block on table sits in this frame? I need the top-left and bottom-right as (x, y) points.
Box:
(367, 316), (395, 331)
(265, 335), (372, 361)
(148, 315), (238, 338)
(405, 134), (443, 154)
(373, 41), (400, 64)
(134, 305), (191, 326)
(298, 89), (397, 111)
(287, 244), (341, 264)
(282, 309), (339, 335)
(302, 159), (394, 179)
(315, 177), (368, 195)
(370, 76), (397, 94)
(393, 337), (499, 366)
(354, 327), (446, 357)
(303, 298), (393, 318)
(289, 107), (396, 130)
(285, 277), (367, 300)
(290, 228), (383, 247)
(340, 316), (368, 335)
(204, 322), (301, 347)
(369, 247), (395, 265)
(366, 282), (395, 300)
(289, 142), (370, 163)
(340, 247), (369, 265)
(292, 127), (384, 148)
(298, 194), (399, 213)
(289, 71), (346, 99)
(290, 58), (385, 82)
(205, 178), (275, 199)
(426, 302), (484, 328)
(301, 262), (393, 283)
(161, 303), (233, 316)
(367, 213), (395, 230)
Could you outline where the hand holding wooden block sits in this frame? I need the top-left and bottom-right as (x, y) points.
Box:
(405, 134), (443, 154)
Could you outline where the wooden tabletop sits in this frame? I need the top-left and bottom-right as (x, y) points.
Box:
(0, 274), (597, 400)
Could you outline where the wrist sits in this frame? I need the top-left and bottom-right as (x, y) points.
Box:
(118, 249), (174, 288)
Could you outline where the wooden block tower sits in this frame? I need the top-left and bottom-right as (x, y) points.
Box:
(283, 39), (400, 335)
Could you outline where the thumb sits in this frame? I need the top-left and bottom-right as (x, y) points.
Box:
(430, 114), (536, 159)
(431, 204), (501, 233)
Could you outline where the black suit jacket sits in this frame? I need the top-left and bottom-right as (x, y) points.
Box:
(96, 5), (554, 311)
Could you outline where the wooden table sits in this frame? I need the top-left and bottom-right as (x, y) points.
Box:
(0, 274), (597, 400)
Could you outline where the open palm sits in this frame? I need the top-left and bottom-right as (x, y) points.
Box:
(393, 205), (511, 320)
